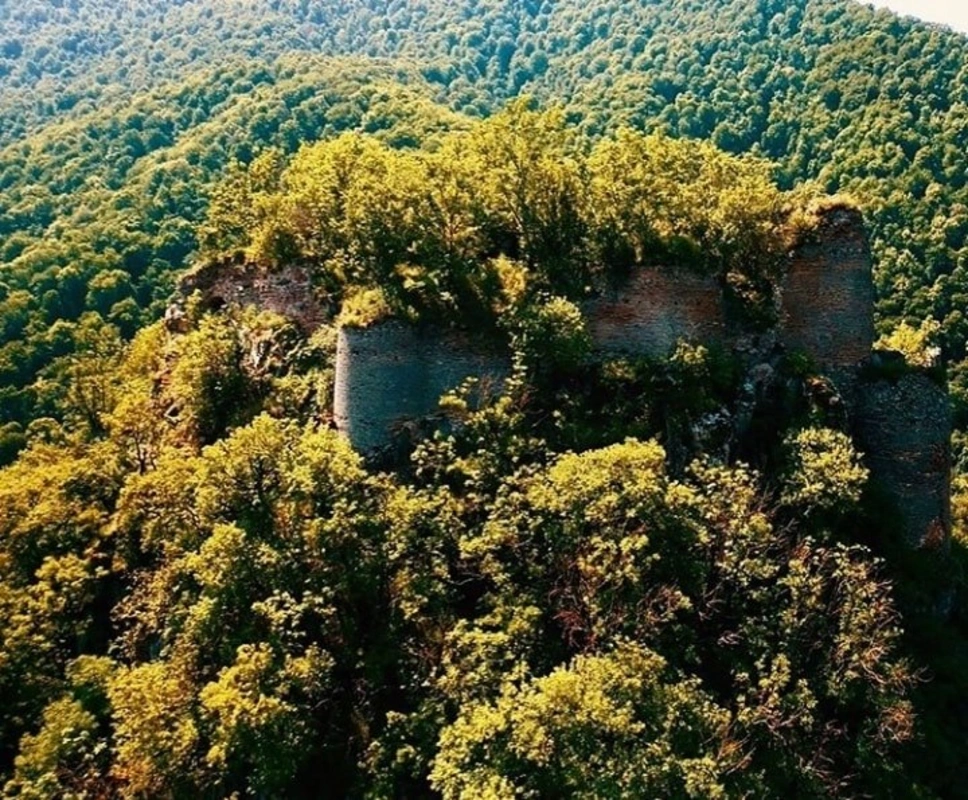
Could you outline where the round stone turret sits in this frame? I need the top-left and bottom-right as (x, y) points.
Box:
(334, 321), (509, 454)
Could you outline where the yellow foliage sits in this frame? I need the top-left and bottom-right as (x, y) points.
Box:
(782, 427), (869, 513)
(430, 643), (732, 799)
(875, 319), (941, 368)
(337, 286), (394, 328)
(109, 662), (201, 797)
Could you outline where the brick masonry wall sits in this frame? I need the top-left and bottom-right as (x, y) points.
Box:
(780, 207), (875, 366)
(334, 322), (510, 454)
(182, 210), (953, 553)
(582, 267), (728, 357)
(180, 260), (331, 333)
(331, 208), (875, 453)
(333, 267), (728, 453)
(855, 373), (952, 550)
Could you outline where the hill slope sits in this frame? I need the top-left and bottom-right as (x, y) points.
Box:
(4, 0), (968, 435)
(3, 2), (968, 797)
(0, 115), (955, 797)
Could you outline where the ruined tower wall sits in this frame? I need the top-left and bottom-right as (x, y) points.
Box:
(179, 261), (330, 333)
(582, 267), (727, 357)
(780, 207), (875, 367)
(333, 322), (509, 454)
(181, 209), (953, 554)
(180, 208), (876, 367)
(332, 267), (728, 453)
(855, 374), (952, 550)
(331, 210), (876, 454)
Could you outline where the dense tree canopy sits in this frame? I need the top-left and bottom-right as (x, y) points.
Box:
(0, 110), (963, 794)
(3, 0), (968, 796)
(0, 298), (940, 797)
(201, 103), (791, 332)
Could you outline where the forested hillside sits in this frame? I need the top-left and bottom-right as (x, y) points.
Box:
(4, 0), (968, 797)
(5, 0), (968, 441)
(0, 110), (957, 798)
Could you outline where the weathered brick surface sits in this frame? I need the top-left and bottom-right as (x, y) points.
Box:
(583, 267), (727, 357)
(180, 260), (331, 333)
(334, 322), (509, 454)
(855, 374), (952, 550)
(780, 207), (874, 366)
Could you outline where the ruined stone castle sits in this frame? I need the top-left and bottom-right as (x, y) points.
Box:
(182, 206), (951, 552)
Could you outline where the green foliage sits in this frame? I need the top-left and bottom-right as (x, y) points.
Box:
(589, 129), (786, 276)
(0, 292), (931, 796)
(0, 422), (26, 466)
(876, 319), (942, 368)
(5, 697), (103, 799)
(200, 642), (333, 795)
(168, 315), (248, 445)
(108, 661), (203, 797)
(430, 643), (734, 799)
(214, 108), (789, 331)
(336, 287), (395, 330)
(513, 296), (590, 376)
(3, 0), (968, 795)
(5, 655), (116, 799)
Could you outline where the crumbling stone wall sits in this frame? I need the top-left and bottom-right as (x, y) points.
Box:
(855, 373), (952, 550)
(179, 260), (331, 333)
(780, 207), (875, 366)
(334, 322), (509, 455)
(332, 267), (728, 453)
(183, 208), (953, 554)
(582, 267), (727, 357)
(330, 207), (877, 454)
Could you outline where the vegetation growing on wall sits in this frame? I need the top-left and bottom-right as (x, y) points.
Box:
(203, 101), (792, 332)
(0, 299), (942, 798)
(7, 0), (968, 434)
